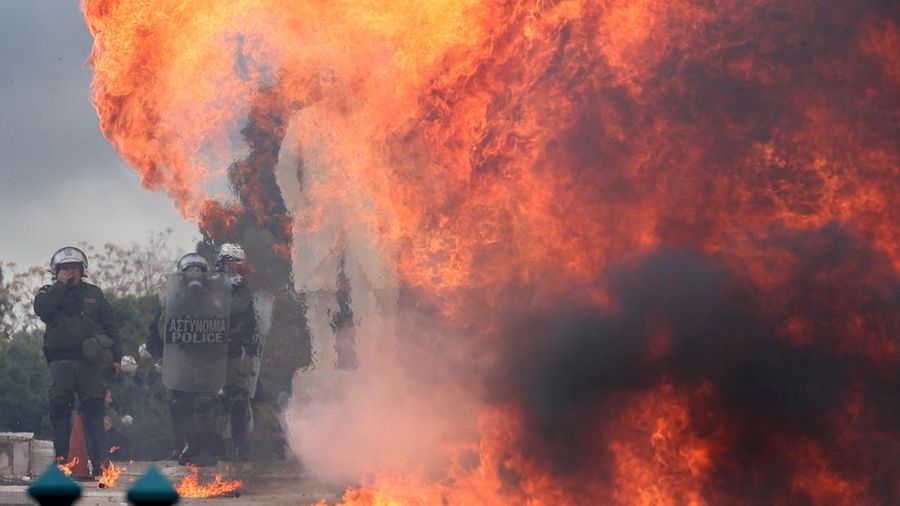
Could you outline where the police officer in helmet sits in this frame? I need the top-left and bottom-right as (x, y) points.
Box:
(216, 243), (259, 461)
(146, 252), (214, 463)
(34, 246), (122, 479)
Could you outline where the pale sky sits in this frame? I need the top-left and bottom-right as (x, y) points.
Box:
(0, 2), (198, 272)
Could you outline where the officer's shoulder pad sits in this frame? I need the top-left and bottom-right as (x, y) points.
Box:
(34, 284), (52, 296)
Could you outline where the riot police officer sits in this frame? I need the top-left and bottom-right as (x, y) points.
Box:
(34, 246), (122, 478)
(216, 243), (259, 461)
(146, 253), (209, 462)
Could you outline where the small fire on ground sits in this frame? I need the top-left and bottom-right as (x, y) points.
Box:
(56, 457), (78, 477)
(176, 465), (243, 498)
(98, 461), (125, 488)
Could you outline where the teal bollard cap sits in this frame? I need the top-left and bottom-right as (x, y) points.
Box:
(27, 463), (82, 506)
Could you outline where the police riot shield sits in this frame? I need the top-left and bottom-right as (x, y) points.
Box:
(162, 272), (231, 392)
(248, 291), (274, 399)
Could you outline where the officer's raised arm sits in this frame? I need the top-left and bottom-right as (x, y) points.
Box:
(33, 282), (66, 321)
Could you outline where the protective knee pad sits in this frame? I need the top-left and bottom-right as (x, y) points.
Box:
(49, 398), (73, 420)
(80, 398), (105, 419)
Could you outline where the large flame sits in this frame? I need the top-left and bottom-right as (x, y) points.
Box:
(83, 0), (898, 504)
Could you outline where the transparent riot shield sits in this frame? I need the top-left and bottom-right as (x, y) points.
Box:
(161, 272), (231, 392)
(248, 291), (274, 399)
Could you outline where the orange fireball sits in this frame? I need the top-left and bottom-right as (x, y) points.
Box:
(82, 0), (898, 504)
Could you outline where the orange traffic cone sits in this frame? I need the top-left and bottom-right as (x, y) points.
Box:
(67, 414), (92, 480)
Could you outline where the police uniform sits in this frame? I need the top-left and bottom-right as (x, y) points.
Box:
(34, 280), (121, 473)
(148, 298), (222, 466)
(146, 307), (189, 460)
(221, 282), (258, 460)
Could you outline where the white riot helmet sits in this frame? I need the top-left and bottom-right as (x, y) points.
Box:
(50, 246), (88, 278)
(215, 243), (246, 286)
(215, 243), (246, 271)
(176, 253), (210, 274)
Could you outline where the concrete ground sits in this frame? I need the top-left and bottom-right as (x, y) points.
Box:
(1, 460), (347, 505)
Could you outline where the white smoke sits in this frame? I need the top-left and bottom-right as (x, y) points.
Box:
(275, 111), (481, 484)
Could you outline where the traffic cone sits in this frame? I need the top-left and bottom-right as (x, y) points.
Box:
(67, 414), (92, 480)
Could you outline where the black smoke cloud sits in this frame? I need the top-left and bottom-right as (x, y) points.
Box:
(493, 225), (899, 502)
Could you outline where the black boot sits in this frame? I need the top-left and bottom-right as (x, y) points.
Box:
(181, 393), (218, 467)
(170, 404), (192, 461)
(177, 442), (196, 466)
(50, 414), (72, 462)
(168, 446), (185, 461)
(81, 399), (108, 478)
(231, 433), (250, 462)
(224, 386), (251, 461)
(181, 428), (218, 467)
(172, 391), (197, 465)
(192, 443), (219, 467)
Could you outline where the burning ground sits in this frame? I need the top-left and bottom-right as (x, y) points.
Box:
(81, 0), (898, 503)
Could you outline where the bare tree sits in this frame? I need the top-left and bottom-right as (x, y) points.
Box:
(1, 262), (48, 338)
(0, 230), (182, 339)
(88, 229), (180, 298)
